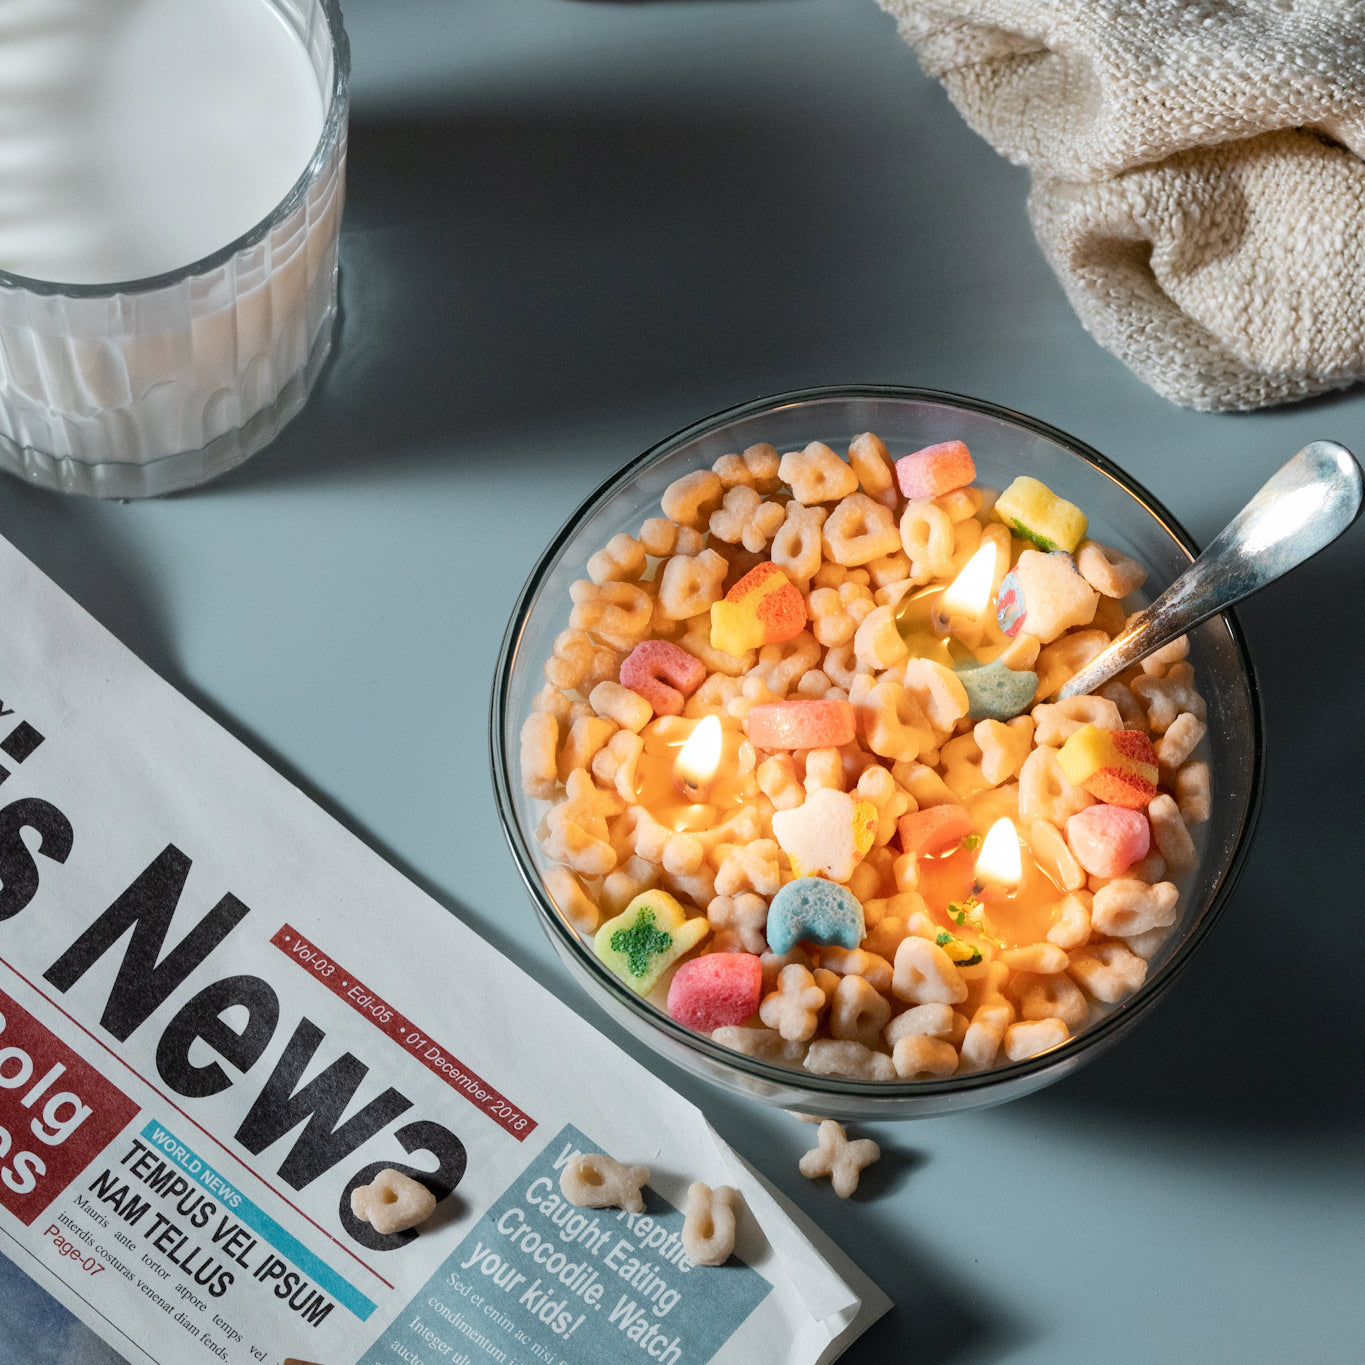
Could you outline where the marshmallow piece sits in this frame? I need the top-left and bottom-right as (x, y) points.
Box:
(667, 953), (763, 1031)
(559, 1152), (650, 1215)
(954, 656), (1040, 720)
(1057, 724), (1159, 808)
(682, 1182), (741, 1266)
(895, 440), (976, 500)
(897, 803), (973, 857)
(997, 550), (1099, 644)
(350, 1169), (437, 1236)
(710, 562), (807, 655)
(772, 789), (877, 883)
(1065, 803), (1151, 877)
(593, 891), (710, 996)
(765, 876), (866, 955)
(744, 698), (857, 750)
(995, 475), (1088, 553)
(619, 640), (706, 717)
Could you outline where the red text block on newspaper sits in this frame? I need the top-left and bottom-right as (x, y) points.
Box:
(0, 985), (140, 1225)
(270, 927), (536, 1140)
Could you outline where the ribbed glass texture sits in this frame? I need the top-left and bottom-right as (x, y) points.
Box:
(0, 0), (350, 498)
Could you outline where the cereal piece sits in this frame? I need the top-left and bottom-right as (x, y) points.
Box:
(710, 562), (807, 655)
(975, 716), (1034, 784)
(1057, 725), (1158, 808)
(772, 791), (876, 883)
(1068, 940), (1148, 1002)
(848, 431), (897, 506)
(999, 942), (1070, 974)
(1091, 878), (1180, 937)
(638, 517), (703, 558)
(809, 581), (875, 647)
(959, 1004), (1008, 1071)
(805, 1039), (897, 1081)
(768, 502), (828, 584)
(828, 974), (893, 1049)
(757, 753), (804, 810)
(954, 657), (1040, 722)
(995, 475), (1088, 553)
(682, 1182), (741, 1266)
(897, 802), (972, 857)
(1018, 745), (1094, 825)
(942, 486), (985, 522)
(714, 839), (783, 897)
(519, 712), (559, 799)
(531, 683), (575, 722)
(818, 945), (894, 994)
(759, 964), (827, 1041)
(589, 680), (652, 732)
(799, 1120), (879, 1198)
(745, 698), (857, 750)
(802, 746), (845, 794)
(1076, 539), (1146, 598)
(667, 953), (763, 1031)
(902, 658), (970, 733)
(560, 1152), (649, 1215)
(593, 891), (710, 996)
(1065, 804), (1151, 878)
(350, 1169), (437, 1236)
(1029, 818), (1086, 891)
(891, 1033), (960, 1078)
(542, 770), (621, 876)
(709, 485), (787, 552)
(1048, 890), (1093, 950)
(824, 493), (903, 566)
(891, 935), (969, 1005)
(1034, 629), (1111, 699)
(894, 440), (975, 499)
(854, 764), (911, 848)
(898, 499), (956, 580)
(658, 548), (728, 620)
(661, 469), (724, 529)
(779, 441), (859, 504)
(1156, 711), (1207, 770)
(998, 630), (1042, 672)
(996, 550), (1098, 644)
(569, 579), (653, 651)
(1003, 1018), (1070, 1061)
(1100, 678), (1146, 729)
(557, 714), (617, 781)
(546, 627), (619, 693)
(765, 875), (867, 954)
(544, 864), (599, 935)
(1130, 662), (1207, 734)
(601, 855), (659, 916)
(852, 603), (910, 673)
(1176, 760), (1211, 824)
(1139, 633), (1190, 675)
(714, 441), (782, 492)
(680, 617), (754, 677)
(587, 532), (647, 585)
(1146, 794), (1198, 877)
(1032, 694), (1123, 747)
(884, 1002), (963, 1046)
(710, 1025), (808, 1066)
(592, 729), (645, 802)
(1013, 972), (1089, 1030)
(707, 892), (769, 955)
(940, 733), (989, 800)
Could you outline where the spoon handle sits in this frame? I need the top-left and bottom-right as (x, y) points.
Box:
(1056, 440), (1363, 700)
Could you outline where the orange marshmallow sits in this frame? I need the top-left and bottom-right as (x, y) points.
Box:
(710, 562), (807, 655)
(1056, 724), (1158, 808)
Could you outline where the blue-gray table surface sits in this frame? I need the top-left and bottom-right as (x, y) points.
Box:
(1, 2), (1361, 1362)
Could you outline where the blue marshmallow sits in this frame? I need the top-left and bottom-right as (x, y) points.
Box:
(766, 878), (865, 955)
(955, 657), (1039, 722)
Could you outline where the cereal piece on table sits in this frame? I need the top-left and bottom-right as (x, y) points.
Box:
(544, 864), (599, 935)
(954, 657), (1040, 721)
(996, 550), (1098, 644)
(1131, 662), (1207, 733)
(587, 532), (646, 584)
(892, 935), (969, 1005)
(682, 1182), (741, 1267)
(708, 563), (805, 657)
(1068, 940), (1148, 1002)
(805, 1039), (897, 1081)
(710, 1025), (808, 1066)
(709, 485), (786, 552)
(824, 493), (903, 566)
(848, 431), (898, 506)
(799, 1121), (880, 1198)
(569, 579), (653, 652)
(897, 802), (973, 857)
(714, 441), (782, 492)
(590, 679), (653, 732)
(772, 790), (876, 883)
(519, 712), (559, 799)
(759, 964), (827, 1041)
(1076, 539), (1146, 598)
(1146, 793), (1198, 877)
(1003, 1017), (1070, 1061)
(779, 441), (859, 504)
(661, 469), (724, 529)
(560, 1152), (650, 1215)
(765, 876), (867, 954)
(1057, 724), (1159, 808)
(898, 499), (956, 580)
(593, 891), (710, 996)
(1032, 694), (1123, 747)
(1156, 711), (1207, 770)
(1065, 804), (1151, 878)
(667, 953), (763, 1031)
(658, 548), (729, 620)
(1091, 878), (1180, 936)
(1018, 745), (1094, 825)
(350, 1169), (437, 1236)
(745, 698), (857, 750)
(891, 1033), (959, 1079)
(1176, 759), (1211, 824)
(894, 440), (976, 499)
(995, 475), (1088, 553)
(829, 974), (893, 1048)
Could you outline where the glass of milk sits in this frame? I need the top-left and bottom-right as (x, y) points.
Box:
(0, 0), (349, 497)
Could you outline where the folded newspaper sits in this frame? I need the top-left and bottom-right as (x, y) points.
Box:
(0, 534), (889, 1365)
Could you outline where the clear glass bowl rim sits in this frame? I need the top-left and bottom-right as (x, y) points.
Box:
(490, 383), (1266, 1103)
(0, 0), (351, 299)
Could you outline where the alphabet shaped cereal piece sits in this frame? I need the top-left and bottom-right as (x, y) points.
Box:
(1091, 878), (1179, 937)
(559, 1152), (650, 1215)
(848, 431), (897, 505)
(710, 484), (787, 552)
(1057, 725), (1158, 808)
(996, 550), (1098, 644)
(799, 1120), (880, 1199)
(708, 892), (769, 954)
(898, 499), (956, 580)
(1076, 539), (1146, 598)
(668, 953), (763, 1031)
(620, 640), (706, 717)
(894, 440), (975, 499)
(892, 935), (969, 1005)
(853, 603), (909, 673)
(1068, 940), (1148, 1002)
(593, 891), (710, 996)
(759, 963), (827, 1041)
(519, 712), (559, 799)
(1148, 790), (1197, 875)
(995, 475), (1088, 554)
(569, 579), (653, 652)
(745, 698), (857, 750)
(772, 790), (876, 884)
(661, 469), (724, 529)
(805, 1038), (897, 1081)
(682, 1182), (741, 1266)
(710, 562), (807, 655)
(659, 548), (729, 620)
(765, 876), (866, 955)
(1032, 694), (1123, 747)
(824, 493), (903, 566)
(1018, 745), (1094, 825)
(770, 503), (828, 583)
(1130, 662), (1207, 734)
(1065, 804), (1151, 878)
(587, 532), (647, 585)
(350, 1169), (437, 1236)
(1003, 1017), (1070, 1061)
(714, 442), (782, 492)
(779, 441), (859, 504)
(954, 657), (1039, 722)
(829, 973), (893, 1049)
(891, 1033), (960, 1079)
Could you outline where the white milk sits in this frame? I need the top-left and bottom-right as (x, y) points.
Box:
(0, 0), (324, 284)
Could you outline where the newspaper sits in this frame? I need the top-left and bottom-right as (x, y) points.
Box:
(0, 533), (889, 1365)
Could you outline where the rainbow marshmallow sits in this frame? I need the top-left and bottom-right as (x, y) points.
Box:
(1057, 724), (1158, 808)
(996, 476), (1088, 554)
(710, 561), (806, 656)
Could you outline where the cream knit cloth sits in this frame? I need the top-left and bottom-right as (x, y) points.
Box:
(878, 0), (1365, 410)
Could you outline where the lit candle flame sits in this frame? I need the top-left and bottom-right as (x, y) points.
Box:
(936, 543), (997, 629)
(975, 817), (1022, 889)
(674, 715), (723, 797)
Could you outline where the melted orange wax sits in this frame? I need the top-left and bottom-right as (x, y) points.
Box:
(634, 718), (757, 833)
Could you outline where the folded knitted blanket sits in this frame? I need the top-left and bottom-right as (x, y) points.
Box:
(878, 0), (1365, 410)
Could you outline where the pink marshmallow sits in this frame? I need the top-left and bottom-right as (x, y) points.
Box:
(895, 441), (976, 500)
(667, 953), (762, 1031)
(1065, 804), (1151, 879)
(619, 640), (706, 717)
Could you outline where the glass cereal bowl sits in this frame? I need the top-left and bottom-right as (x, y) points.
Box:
(490, 386), (1263, 1120)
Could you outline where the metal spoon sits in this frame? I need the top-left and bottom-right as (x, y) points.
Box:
(1055, 440), (1363, 700)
